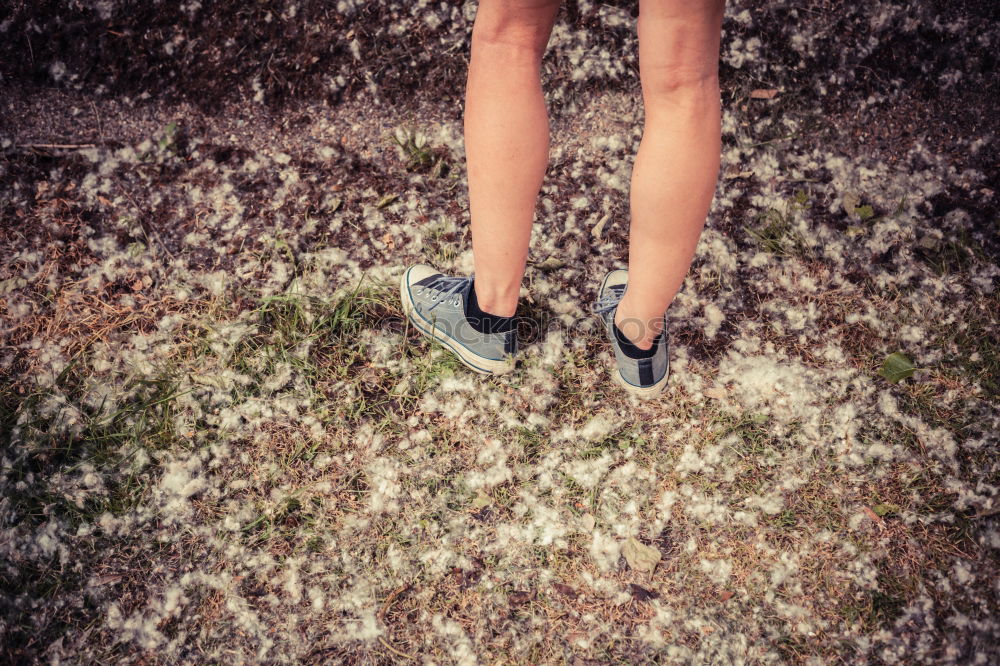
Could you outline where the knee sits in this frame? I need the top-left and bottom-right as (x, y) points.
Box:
(642, 62), (720, 105)
(471, 10), (553, 64)
(637, 3), (723, 108)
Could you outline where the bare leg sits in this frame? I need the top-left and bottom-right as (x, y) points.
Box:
(614, 0), (724, 349)
(464, 0), (561, 317)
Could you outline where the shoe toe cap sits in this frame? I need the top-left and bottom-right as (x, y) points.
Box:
(602, 268), (629, 291)
(405, 264), (440, 286)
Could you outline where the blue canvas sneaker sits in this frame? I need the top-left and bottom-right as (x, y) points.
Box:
(400, 264), (517, 375)
(592, 269), (669, 396)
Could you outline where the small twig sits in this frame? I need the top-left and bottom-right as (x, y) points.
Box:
(92, 101), (104, 142)
(973, 505), (1000, 520)
(20, 143), (97, 150)
(744, 134), (798, 150)
(377, 583), (411, 623)
(374, 583), (416, 658)
(378, 636), (415, 661)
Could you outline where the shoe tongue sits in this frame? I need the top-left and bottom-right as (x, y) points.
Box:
(414, 273), (445, 287)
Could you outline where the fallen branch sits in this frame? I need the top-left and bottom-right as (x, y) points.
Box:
(20, 143), (97, 150)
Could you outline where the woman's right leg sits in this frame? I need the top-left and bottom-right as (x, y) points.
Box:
(464, 0), (561, 318)
(614, 0), (724, 349)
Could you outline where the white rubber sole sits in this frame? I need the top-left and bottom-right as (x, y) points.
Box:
(399, 268), (514, 376)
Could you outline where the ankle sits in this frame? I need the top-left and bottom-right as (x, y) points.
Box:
(614, 301), (663, 351)
(470, 280), (519, 317)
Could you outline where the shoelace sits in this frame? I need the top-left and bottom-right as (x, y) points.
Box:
(422, 275), (473, 312)
(592, 284), (626, 315)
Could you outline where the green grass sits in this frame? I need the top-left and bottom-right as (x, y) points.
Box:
(579, 427), (633, 459)
(423, 218), (463, 268)
(514, 426), (546, 465)
(914, 227), (989, 277)
(3, 369), (185, 531)
(214, 280), (425, 426)
(838, 571), (910, 633)
(0, 363), (191, 664)
(746, 190), (810, 257)
(389, 125), (452, 179)
(940, 293), (1000, 400)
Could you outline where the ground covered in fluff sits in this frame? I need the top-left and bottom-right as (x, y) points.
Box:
(2, 1), (999, 664)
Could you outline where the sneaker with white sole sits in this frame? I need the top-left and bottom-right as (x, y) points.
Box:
(592, 269), (669, 396)
(399, 264), (517, 375)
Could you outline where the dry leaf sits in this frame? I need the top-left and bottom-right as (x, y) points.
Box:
(622, 536), (661, 573)
(591, 214), (610, 238)
(92, 573), (123, 586)
(98, 195), (112, 206)
(704, 387), (727, 400)
(750, 88), (778, 99)
(552, 583), (578, 599)
(724, 167), (753, 180)
(470, 492), (490, 509)
(720, 589), (734, 602)
(508, 590), (532, 605)
(862, 505), (886, 530)
(842, 192), (861, 219)
(376, 194), (398, 208)
(534, 257), (565, 272)
(629, 583), (659, 602)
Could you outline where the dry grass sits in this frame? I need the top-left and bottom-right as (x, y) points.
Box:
(2, 2), (999, 663)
